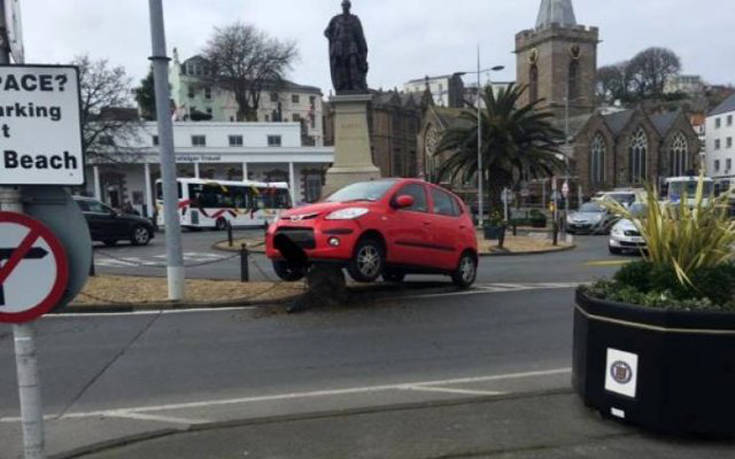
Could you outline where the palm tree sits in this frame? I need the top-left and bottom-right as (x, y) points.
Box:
(434, 83), (566, 216)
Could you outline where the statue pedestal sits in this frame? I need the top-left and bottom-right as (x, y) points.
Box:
(323, 94), (381, 198)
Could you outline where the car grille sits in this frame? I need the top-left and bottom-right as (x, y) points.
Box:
(620, 241), (646, 247)
(624, 230), (641, 237)
(275, 227), (316, 249)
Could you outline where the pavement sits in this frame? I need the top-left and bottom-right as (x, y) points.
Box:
(2, 234), (696, 459)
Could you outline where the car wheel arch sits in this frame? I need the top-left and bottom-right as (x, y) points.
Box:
(354, 229), (387, 257)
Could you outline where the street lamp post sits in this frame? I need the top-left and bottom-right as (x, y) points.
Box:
(458, 51), (504, 229)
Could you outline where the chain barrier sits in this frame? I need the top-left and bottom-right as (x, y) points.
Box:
(94, 249), (241, 269)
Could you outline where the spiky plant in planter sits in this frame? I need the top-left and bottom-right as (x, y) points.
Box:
(583, 174), (735, 311)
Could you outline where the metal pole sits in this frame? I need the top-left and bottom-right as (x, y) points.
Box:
(148, 0), (184, 300)
(564, 95), (570, 235)
(1, 3), (46, 457)
(476, 44), (483, 229)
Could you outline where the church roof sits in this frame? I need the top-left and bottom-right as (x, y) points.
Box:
(602, 109), (635, 136)
(536, 0), (577, 29)
(650, 110), (680, 136)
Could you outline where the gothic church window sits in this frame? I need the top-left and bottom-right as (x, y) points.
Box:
(530, 65), (539, 103)
(568, 60), (580, 101)
(670, 133), (688, 177)
(629, 128), (648, 184)
(590, 133), (605, 185)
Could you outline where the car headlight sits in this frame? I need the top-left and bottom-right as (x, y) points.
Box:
(325, 207), (369, 220)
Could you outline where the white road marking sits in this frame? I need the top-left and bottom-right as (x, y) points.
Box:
(95, 252), (227, 268)
(45, 306), (259, 319)
(401, 282), (580, 300)
(0, 367), (571, 423)
(106, 411), (210, 425)
(402, 386), (506, 396)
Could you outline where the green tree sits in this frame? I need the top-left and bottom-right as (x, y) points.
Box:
(434, 83), (565, 213)
(134, 67), (156, 121)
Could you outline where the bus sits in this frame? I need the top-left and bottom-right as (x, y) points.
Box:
(155, 178), (291, 230)
(664, 176), (714, 206)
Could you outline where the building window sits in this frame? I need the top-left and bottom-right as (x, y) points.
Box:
(206, 107), (213, 115)
(152, 135), (159, 146)
(728, 115), (733, 126)
(568, 60), (580, 101)
(728, 137), (733, 149)
(715, 160), (721, 172)
(188, 85), (195, 98)
(229, 135), (243, 147)
(590, 133), (605, 185)
(292, 113), (301, 122)
(670, 132), (688, 177)
(204, 87), (212, 99)
(270, 93), (279, 103)
(716, 118), (721, 129)
(715, 139), (721, 150)
(728, 159), (733, 171)
(191, 135), (206, 147)
(292, 94), (300, 104)
(309, 96), (316, 106)
(529, 65), (538, 103)
(304, 173), (323, 203)
(629, 128), (648, 184)
(267, 135), (282, 147)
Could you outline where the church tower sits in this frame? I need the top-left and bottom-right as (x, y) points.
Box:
(515, 0), (599, 119)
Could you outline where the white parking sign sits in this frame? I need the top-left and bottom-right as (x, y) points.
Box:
(0, 65), (84, 185)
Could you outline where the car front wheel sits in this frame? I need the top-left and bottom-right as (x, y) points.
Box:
(272, 260), (306, 282)
(131, 226), (152, 246)
(348, 238), (385, 283)
(452, 252), (477, 289)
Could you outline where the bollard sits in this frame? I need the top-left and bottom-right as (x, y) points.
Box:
(240, 244), (249, 282)
(89, 249), (96, 277)
(512, 224), (517, 237)
(552, 221), (559, 246)
(227, 222), (233, 247)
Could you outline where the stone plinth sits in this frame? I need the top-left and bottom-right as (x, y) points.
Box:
(322, 94), (381, 197)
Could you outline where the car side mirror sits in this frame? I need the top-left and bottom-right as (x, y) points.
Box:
(394, 195), (415, 209)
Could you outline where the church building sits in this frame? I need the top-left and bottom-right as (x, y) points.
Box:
(515, 0), (700, 196)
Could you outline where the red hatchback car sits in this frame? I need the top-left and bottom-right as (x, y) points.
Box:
(265, 179), (478, 288)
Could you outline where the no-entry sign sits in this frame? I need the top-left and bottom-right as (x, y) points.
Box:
(0, 211), (69, 323)
(0, 65), (84, 185)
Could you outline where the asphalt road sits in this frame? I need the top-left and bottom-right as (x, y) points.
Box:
(0, 234), (635, 457)
(92, 229), (625, 283)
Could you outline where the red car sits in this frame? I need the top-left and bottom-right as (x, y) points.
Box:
(266, 179), (478, 288)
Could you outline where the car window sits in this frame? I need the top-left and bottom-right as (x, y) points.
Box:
(87, 200), (112, 214)
(431, 188), (459, 217)
(75, 200), (90, 212)
(394, 183), (428, 212)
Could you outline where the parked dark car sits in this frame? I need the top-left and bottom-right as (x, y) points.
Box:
(73, 197), (155, 246)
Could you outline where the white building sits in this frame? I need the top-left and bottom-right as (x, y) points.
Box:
(404, 74), (465, 108)
(169, 50), (325, 146)
(86, 122), (334, 216)
(705, 93), (735, 178)
(664, 74), (704, 95)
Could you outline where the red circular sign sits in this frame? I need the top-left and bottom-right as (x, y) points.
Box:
(0, 211), (69, 324)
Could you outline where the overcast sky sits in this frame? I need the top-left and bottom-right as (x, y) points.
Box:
(18, 0), (735, 98)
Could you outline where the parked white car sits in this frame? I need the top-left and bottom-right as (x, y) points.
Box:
(608, 203), (647, 255)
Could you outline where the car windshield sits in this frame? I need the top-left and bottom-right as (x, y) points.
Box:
(629, 203), (647, 217)
(668, 181), (714, 200)
(606, 193), (635, 205)
(325, 180), (397, 203)
(579, 203), (604, 213)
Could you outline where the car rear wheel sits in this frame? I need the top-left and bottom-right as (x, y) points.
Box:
(348, 238), (385, 283)
(382, 269), (405, 283)
(272, 260), (306, 282)
(131, 226), (152, 246)
(452, 252), (477, 289)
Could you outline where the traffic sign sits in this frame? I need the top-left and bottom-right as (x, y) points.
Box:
(0, 65), (84, 185)
(0, 211), (68, 323)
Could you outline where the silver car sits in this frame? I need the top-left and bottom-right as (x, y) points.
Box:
(566, 202), (617, 235)
(609, 203), (647, 255)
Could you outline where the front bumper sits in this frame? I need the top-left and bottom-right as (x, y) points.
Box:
(609, 233), (647, 250)
(266, 220), (361, 262)
(568, 221), (603, 234)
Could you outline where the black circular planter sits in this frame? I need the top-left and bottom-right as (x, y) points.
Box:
(573, 289), (735, 436)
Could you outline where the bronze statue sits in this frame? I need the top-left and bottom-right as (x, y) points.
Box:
(325, 0), (368, 94)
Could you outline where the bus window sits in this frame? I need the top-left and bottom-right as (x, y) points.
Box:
(156, 182), (182, 200)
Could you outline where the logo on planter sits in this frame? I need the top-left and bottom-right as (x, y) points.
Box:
(605, 348), (638, 398)
(610, 361), (633, 384)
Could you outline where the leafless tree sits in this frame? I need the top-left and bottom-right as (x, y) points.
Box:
(202, 23), (298, 121)
(628, 47), (681, 98)
(73, 55), (142, 163)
